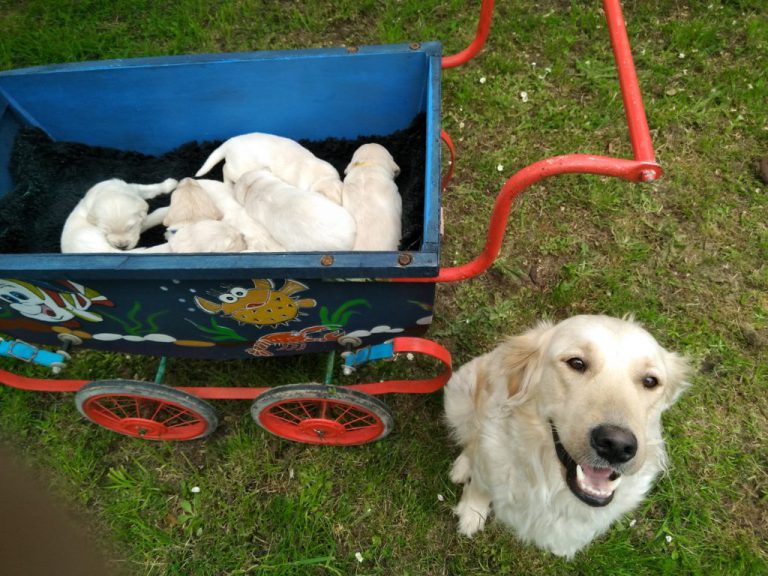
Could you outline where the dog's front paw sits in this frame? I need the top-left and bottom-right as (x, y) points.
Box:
(162, 178), (179, 192)
(455, 500), (488, 537)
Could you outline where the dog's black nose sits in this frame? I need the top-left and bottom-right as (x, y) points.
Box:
(590, 424), (638, 464)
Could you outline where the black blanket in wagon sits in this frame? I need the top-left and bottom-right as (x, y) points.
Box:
(0, 115), (426, 253)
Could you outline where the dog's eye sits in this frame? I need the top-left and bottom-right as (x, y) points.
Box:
(565, 357), (588, 373)
(642, 375), (660, 389)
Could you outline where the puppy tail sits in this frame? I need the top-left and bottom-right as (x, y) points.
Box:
(195, 144), (226, 177)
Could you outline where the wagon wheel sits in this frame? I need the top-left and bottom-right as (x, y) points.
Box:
(251, 383), (393, 445)
(75, 380), (218, 441)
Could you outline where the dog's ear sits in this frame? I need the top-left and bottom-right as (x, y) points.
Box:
(390, 157), (401, 177)
(661, 350), (691, 409)
(500, 321), (552, 405)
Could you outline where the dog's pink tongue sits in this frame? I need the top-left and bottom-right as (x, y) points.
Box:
(582, 464), (614, 490)
(583, 465), (613, 479)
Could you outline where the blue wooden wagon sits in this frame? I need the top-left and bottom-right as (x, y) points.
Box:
(0, 1), (661, 444)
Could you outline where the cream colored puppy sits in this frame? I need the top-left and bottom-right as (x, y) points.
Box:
(163, 177), (223, 230)
(444, 315), (690, 558)
(196, 133), (343, 204)
(61, 178), (176, 253)
(342, 143), (402, 251)
(141, 220), (246, 253)
(186, 178), (284, 252)
(235, 169), (356, 252)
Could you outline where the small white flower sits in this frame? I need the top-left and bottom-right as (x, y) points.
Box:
(355, 552), (364, 563)
(289, 468), (295, 480)
(520, 91), (529, 103)
(459, 121), (465, 129)
(406, 353), (415, 361)
(665, 535), (673, 544)
(479, 76), (487, 84)
(678, 52), (685, 59)
(437, 494), (445, 502)
(497, 164), (504, 172)
(629, 519), (637, 528)
(191, 486), (201, 494)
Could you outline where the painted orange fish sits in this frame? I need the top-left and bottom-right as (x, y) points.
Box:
(194, 279), (316, 326)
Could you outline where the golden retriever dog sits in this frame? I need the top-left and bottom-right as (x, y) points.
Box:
(163, 178), (283, 252)
(195, 132), (343, 204)
(444, 315), (690, 558)
(60, 178), (176, 253)
(162, 177), (223, 231)
(234, 169), (356, 252)
(342, 143), (402, 251)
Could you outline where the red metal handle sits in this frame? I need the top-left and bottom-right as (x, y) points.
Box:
(395, 154), (660, 283)
(603, 0), (656, 166)
(395, 0), (661, 284)
(440, 129), (456, 191)
(441, 0), (494, 68)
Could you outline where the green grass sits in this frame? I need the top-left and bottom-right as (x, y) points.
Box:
(1, 1), (767, 574)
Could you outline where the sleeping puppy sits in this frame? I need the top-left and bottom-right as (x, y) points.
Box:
(196, 132), (343, 204)
(162, 177), (223, 231)
(234, 169), (356, 252)
(181, 177), (285, 252)
(140, 220), (246, 253)
(444, 315), (690, 558)
(342, 143), (402, 251)
(60, 178), (177, 253)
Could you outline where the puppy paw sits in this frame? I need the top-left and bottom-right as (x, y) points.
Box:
(450, 452), (471, 485)
(161, 178), (179, 192)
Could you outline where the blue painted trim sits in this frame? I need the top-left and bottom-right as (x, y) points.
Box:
(0, 43), (441, 77)
(0, 251), (439, 279)
(343, 341), (395, 369)
(0, 338), (66, 367)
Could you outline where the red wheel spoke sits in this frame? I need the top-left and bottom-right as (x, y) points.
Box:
(339, 412), (377, 429)
(160, 405), (196, 426)
(272, 404), (304, 423)
(297, 401), (315, 419)
(330, 403), (356, 423)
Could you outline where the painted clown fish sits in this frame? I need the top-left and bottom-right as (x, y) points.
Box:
(0, 279), (114, 323)
(195, 279), (316, 326)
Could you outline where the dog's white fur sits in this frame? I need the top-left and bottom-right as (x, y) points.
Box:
(61, 178), (177, 253)
(177, 178), (284, 252)
(141, 220), (247, 253)
(342, 143), (402, 251)
(163, 177), (223, 229)
(196, 132), (343, 204)
(234, 169), (356, 252)
(444, 315), (690, 558)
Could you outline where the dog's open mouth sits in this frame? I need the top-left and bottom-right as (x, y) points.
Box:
(550, 422), (622, 507)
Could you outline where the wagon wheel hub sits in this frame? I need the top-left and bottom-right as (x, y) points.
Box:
(297, 418), (346, 439)
(119, 417), (170, 438)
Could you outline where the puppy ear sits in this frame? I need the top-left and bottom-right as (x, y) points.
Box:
(661, 351), (691, 409)
(500, 321), (552, 405)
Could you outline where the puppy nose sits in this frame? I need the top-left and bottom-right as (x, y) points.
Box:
(590, 424), (638, 464)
